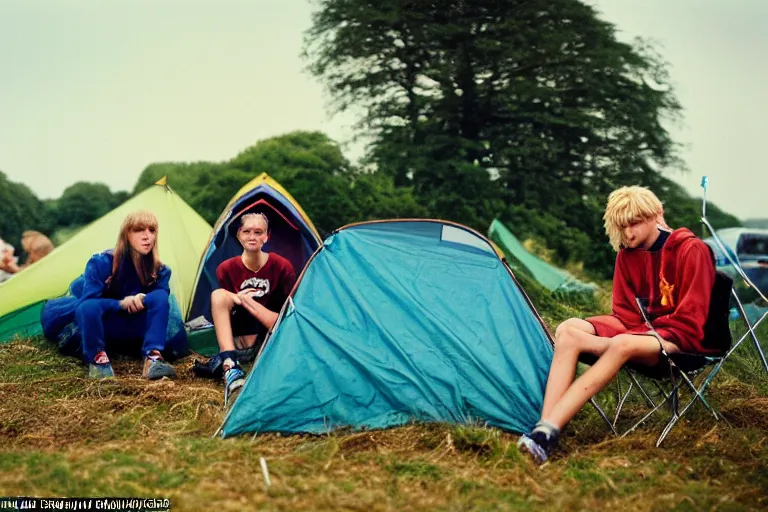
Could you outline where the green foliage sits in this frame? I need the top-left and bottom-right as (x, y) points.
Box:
(348, 172), (428, 223)
(230, 130), (355, 179)
(130, 131), (428, 237)
(54, 181), (128, 228)
(0, 171), (54, 248)
(131, 162), (235, 207)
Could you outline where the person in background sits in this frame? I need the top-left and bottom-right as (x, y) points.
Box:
(0, 230), (54, 274)
(0, 239), (16, 283)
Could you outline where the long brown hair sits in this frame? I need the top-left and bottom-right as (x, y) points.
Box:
(107, 211), (163, 290)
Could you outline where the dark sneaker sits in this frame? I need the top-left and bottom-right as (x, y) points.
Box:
(88, 351), (115, 379)
(530, 428), (559, 452)
(224, 366), (246, 407)
(517, 434), (550, 465)
(192, 353), (224, 379)
(142, 350), (176, 380)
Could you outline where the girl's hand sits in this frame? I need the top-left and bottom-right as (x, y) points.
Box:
(120, 294), (146, 314)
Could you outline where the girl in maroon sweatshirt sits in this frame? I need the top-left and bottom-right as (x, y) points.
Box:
(518, 186), (715, 464)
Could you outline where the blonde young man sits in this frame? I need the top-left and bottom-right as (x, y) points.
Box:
(518, 186), (718, 463)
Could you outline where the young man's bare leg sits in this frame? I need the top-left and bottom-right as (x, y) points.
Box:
(543, 334), (679, 430)
(521, 332), (678, 463)
(541, 319), (608, 419)
(520, 320), (613, 462)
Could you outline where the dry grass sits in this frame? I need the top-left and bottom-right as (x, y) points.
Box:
(1, 330), (767, 511)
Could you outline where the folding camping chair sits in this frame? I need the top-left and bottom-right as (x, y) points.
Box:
(588, 268), (733, 446)
(699, 176), (768, 374)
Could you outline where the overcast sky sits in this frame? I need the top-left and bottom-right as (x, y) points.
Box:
(1, 0), (765, 220)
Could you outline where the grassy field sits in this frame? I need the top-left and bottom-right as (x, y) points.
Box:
(1, 297), (766, 511)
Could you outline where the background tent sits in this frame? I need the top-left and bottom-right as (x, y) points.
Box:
(220, 220), (555, 438)
(0, 178), (212, 342)
(186, 173), (322, 355)
(488, 219), (597, 299)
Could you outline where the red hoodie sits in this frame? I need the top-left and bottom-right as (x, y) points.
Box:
(587, 228), (717, 353)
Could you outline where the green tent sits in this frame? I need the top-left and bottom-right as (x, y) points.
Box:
(0, 178), (212, 343)
(488, 219), (597, 298)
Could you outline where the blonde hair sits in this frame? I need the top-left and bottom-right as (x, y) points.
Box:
(108, 210), (162, 289)
(603, 186), (663, 251)
(238, 212), (269, 233)
(21, 231), (54, 265)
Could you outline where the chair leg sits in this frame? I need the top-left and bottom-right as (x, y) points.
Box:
(679, 369), (719, 420)
(590, 397), (617, 435)
(732, 296), (768, 373)
(620, 389), (676, 440)
(613, 376), (633, 428)
(654, 371), (682, 446)
(627, 371), (657, 409)
(656, 410), (680, 447)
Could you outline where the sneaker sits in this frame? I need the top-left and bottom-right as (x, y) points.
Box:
(142, 350), (177, 380)
(192, 353), (224, 379)
(224, 366), (246, 407)
(517, 434), (550, 465)
(88, 351), (115, 379)
(530, 428), (559, 452)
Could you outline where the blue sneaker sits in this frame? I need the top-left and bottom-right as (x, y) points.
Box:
(88, 351), (115, 379)
(224, 366), (246, 407)
(517, 434), (550, 464)
(142, 350), (176, 380)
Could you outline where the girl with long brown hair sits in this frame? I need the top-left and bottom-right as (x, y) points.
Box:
(70, 210), (182, 379)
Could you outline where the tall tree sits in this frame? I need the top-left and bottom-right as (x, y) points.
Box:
(305, 0), (687, 275)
